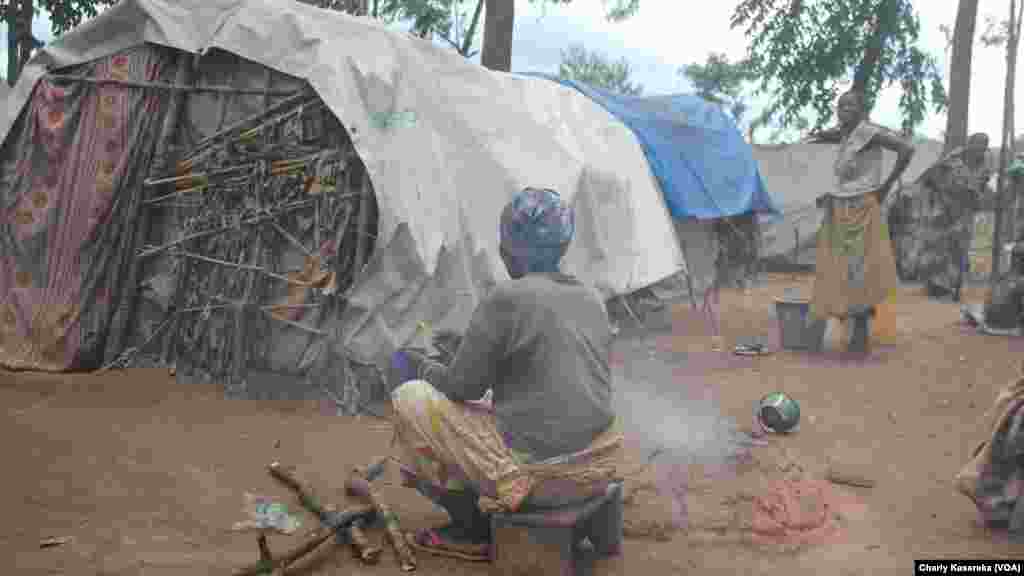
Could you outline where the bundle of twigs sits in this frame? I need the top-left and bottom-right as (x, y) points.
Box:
(137, 86), (373, 393)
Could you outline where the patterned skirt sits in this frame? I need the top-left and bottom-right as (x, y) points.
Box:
(390, 380), (623, 512)
(812, 193), (898, 319)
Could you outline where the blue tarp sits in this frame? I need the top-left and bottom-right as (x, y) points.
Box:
(529, 74), (778, 220)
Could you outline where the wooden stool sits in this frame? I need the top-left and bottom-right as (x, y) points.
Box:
(489, 482), (623, 576)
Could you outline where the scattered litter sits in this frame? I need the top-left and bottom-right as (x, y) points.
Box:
(711, 335), (724, 352)
(39, 536), (73, 549)
(231, 493), (302, 534)
(734, 342), (771, 356)
(826, 459), (876, 488)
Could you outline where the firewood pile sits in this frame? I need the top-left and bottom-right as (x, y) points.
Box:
(126, 88), (376, 403)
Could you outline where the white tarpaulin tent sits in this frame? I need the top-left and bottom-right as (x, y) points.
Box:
(1, 0), (697, 391)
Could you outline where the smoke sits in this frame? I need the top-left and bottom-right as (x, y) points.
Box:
(613, 345), (756, 528)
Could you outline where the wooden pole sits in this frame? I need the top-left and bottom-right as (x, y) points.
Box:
(110, 50), (193, 365)
(345, 470), (416, 572)
(230, 68), (274, 390)
(990, 0), (1022, 283)
(793, 227), (799, 266)
(230, 529), (335, 576)
(352, 167), (372, 280)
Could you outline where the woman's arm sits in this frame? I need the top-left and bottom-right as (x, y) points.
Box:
(415, 296), (512, 402)
(807, 126), (844, 144)
(872, 130), (916, 204)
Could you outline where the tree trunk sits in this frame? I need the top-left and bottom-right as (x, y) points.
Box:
(990, 0), (1022, 282)
(944, 0), (979, 154)
(17, 0), (35, 72)
(6, 0), (35, 87)
(852, 12), (885, 110)
(480, 0), (514, 72)
(6, 2), (18, 87)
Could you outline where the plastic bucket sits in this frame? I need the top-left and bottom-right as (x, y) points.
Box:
(872, 289), (899, 345)
(775, 298), (826, 351)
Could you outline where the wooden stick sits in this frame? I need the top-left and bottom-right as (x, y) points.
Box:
(137, 200), (315, 259)
(267, 463), (381, 565)
(231, 529), (334, 576)
(272, 152), (323, 170)
(329, 204), (354, 296)
(346, 471), (417, 572)
(110, 51), (194, 362)
(172, 251), (295, 284)
(188, 96), (321, 160)
(261, 303), (320, 311)
(258, 534), (273, 563)
(180, 304), (229, 313)
(269, 221), (313, 256)
(144, 185), (207, 206)
(146, 163), (256, 188)
(349, 518), (382, 565)
(97, 313), (177, 372)
(46, 73), (300, 96)
(151, 202), (205, 209)
(261, 310), (328, 336)
(314, 195), (321, 259)
(352, 169), (372, 279)
(233, 228), (263, 388)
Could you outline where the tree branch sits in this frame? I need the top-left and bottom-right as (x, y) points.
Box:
(460, 0), (484, 57)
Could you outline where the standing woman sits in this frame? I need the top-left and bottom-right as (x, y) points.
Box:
(916, 132), (993, 301)
(811, 90), (915, 354)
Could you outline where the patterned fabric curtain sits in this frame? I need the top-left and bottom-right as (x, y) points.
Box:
(0, 46), (178, 371)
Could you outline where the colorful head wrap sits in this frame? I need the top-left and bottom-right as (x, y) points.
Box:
(499, 187), (575, 273)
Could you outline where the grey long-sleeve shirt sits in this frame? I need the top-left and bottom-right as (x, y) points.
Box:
(419, 272), (615, 461)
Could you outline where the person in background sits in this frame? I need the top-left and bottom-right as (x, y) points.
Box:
(1010, 154), (1024, 226)
(388, 187), (623, 561)
(706, 213), (763, 354)
(956, 360), (1024, 539)
(963, 242), (1024, 336)
(917, 132), (993, 302)
(808, 89), (915, 354)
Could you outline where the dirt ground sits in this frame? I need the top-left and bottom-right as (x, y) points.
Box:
(5, 274), (1024, 575)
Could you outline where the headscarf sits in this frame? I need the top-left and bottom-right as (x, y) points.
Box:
(499, 187), (575, 273)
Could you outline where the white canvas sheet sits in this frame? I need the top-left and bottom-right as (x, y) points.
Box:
(1, 0), (687, 368)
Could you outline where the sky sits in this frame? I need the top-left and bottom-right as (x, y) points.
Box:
(2, 0), (1022, 145)
(507, 0), (1021, 145)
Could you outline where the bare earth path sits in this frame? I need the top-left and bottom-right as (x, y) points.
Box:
(4, 275), (1023, 575)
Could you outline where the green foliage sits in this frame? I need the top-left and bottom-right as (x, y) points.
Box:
(298, 0), (484, 57)
(39, 0), (117, 34)
(0, 0), (118, 47)
(980, 14), (1012, 47)
(680, 53), (756, 123)
(602, 0), (640, 22)
(557, 43), (642, 95)
(1, 0), (116, 83)
(731, 0), (946, 134)
(525, 0), (638, 22)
